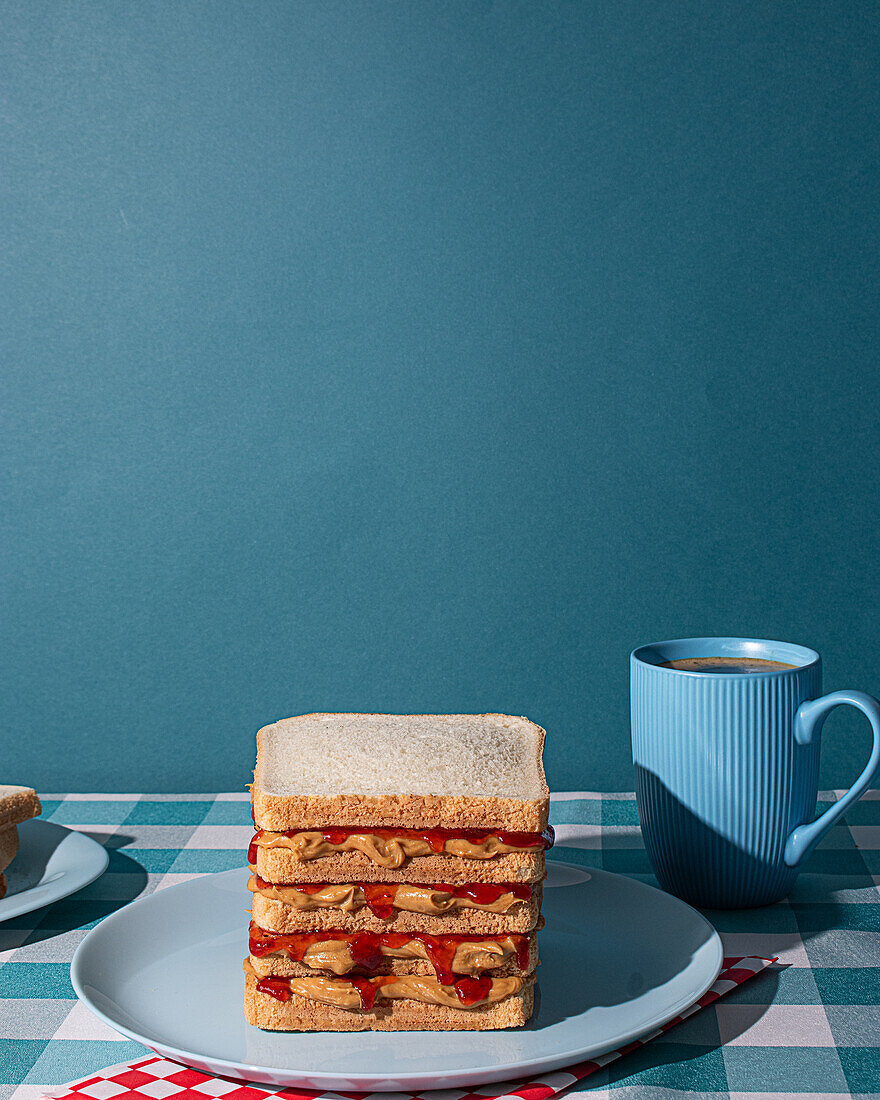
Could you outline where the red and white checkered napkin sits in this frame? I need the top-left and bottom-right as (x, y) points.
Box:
(45, 957), (774, 1100)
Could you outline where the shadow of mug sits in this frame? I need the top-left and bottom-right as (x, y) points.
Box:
(631, 637), (880, 909)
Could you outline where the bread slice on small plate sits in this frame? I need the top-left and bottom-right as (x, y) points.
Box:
(252, 713), (548, 832)
(0, 787), (41, 878)
(0, 786), (41, 831)
(0, 827), (20, 874)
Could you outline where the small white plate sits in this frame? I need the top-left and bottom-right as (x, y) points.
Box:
(72, 860), (722, 1091)
(0, 819), (109, 922)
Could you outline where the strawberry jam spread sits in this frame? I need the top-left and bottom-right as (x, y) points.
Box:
(247, 825), (554, 865)
(251, 875), (532, 918)
(255, 975), (293, 1002)
(248, 922), (530, 984)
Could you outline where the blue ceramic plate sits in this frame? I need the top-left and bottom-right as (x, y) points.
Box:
(71, 861), (722, 1091)
(0, 819), (109, 922)
(70, 862), (721, 1095)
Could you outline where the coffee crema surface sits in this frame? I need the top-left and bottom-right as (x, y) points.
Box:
(658, 656), (797, 674)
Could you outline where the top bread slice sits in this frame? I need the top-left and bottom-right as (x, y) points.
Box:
(0, 786), (41, 830)
(252, 714), (549, 832)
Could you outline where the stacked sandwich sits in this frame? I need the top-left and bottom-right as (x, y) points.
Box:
(244, 713), (551, 1031)
(0, 786), (41, 899)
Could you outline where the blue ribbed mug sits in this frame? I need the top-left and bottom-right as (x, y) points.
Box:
(631, 637), (880, 908)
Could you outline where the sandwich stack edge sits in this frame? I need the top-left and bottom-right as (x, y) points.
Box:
(243, 714), (549, 1032)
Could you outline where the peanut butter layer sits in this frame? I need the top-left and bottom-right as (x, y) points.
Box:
(243, 957), (523, 1011)
(305, 937), (519, 976)
(253, 936), (526, 977)
(253, 831), (538, 868)
(247, 876), (529, 916)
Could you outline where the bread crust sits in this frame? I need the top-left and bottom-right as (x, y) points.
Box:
(252, 790), (549, 832)
(252, 713), (549, 832)
(244, 970), (534, 1031)
(0, 788), (41, 831)
(248, 933), (538, 978)
(255, 846), (544, 885)
(0, 827), (19, 874)
(251, 887), (542, 935)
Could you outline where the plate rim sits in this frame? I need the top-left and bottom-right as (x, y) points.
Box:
(0, 819), (110, 923)
(71, 861), (723, 1089)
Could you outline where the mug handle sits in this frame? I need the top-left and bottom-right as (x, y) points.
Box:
(784, 690), (880, 867)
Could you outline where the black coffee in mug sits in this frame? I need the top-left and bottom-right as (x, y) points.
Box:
(659, 656), (796, 674)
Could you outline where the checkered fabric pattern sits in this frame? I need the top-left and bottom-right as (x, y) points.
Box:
(38, 959), (773, 1100)
(1, 792), (879, 1099)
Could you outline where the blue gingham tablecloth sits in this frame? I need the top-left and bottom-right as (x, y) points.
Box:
(1, 792), (879, 1100)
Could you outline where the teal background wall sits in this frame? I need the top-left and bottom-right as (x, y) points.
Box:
(3, 2), (880, 794)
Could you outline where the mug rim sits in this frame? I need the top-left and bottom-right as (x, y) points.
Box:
(631, 636), (821, 676)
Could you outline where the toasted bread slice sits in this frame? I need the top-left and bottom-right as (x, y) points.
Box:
(254, 845), (544, 885)
(0, 872), (6, 900)
(0, 787), (41, 831)
(0, 827), (19, 874)
(244, 965), (534, 1031)
(252, 714), (548, 832)
(251, 885), (542, 936)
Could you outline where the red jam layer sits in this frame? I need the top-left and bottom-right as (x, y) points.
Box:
(252, 875), (532, 919)
(248, 825), (554, 865)
(255, 972), (496, 1010)
(248, 922), (531, 984)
